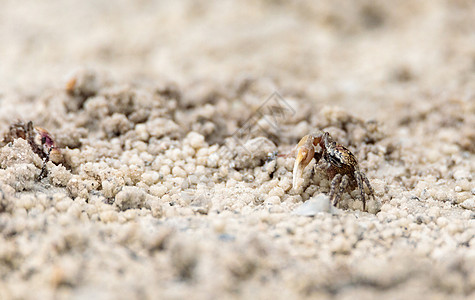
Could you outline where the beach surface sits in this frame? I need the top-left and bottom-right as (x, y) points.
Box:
(0, 1), (474, 299)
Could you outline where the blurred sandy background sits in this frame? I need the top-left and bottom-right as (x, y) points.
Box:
(2, 1), (473, 116)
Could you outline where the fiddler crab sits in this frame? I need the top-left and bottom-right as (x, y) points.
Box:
(3, 121), (62, 180)
(289, 131), (374, 211)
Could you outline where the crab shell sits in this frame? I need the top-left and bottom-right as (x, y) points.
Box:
(33, 126), (63, 164)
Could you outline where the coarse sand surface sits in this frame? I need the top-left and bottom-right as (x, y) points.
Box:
(0, 1), (474, 299)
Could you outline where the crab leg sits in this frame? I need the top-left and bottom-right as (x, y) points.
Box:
(329, 173), (341, 205)
(355, 172), (366, 211)
(334, 174), (349, 207)
(362, 174), (375, 200)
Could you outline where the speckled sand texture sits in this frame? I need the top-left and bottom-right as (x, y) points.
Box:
(0, 1), (474, 299)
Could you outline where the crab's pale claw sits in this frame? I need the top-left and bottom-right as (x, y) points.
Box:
(292, 135), (315, 189)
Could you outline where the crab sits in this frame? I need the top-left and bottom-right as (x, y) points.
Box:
(291, 131), (374, 211)
(2, 121), (62, 179)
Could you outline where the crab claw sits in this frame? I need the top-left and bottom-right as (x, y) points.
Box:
(33, 126), (63, 164)
(292, 135), (316, 189)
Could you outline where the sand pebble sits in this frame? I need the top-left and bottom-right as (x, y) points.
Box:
(100, 211), (118, 223)
(149, 184), (168, 197)
(265, 196), (281, 205)
(291, 194), (332, 216)
(460, 198), (475, 210)
(115, 186), (147, 210)
(455, 192), (471, 203)
(185, 132), (207, 149)
(453, 169), (471, 181)
(159, 165), (171, 176)
(141, 171), (160, 186)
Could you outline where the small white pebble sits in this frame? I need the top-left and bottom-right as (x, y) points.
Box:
(196, 148), (208, 157)
(132, 141), (147, 152)
(140, 152), (154, 164)
(195, 165), (206, 176)
(428, 206), (440, 218)
(207, 153), (219, 168)
(18, 195), (36, 210)
(232, 171), (243, 181)
(122, 209), (137, 220)
(461, 210), (473, 219)
(454, 186), (462, 192)
(446, 222), (462, 234)
(100, 211), (118, 223)
(172, 166), (187, 177)
(149, 184), (168, 197)
(330, 235), (351, 253)
(426, 149), (440, 163)
(269, 205), (285, 213)
(159, 165), (171, 176)
(441, 144), (458, 155)
(455, 179), (471, 191)
(436, 217), (448, 227)
(460, 198), (475, 210)
(278, 177), (292, 192)
(182, 145), (195, 157)
(218, 166), (229, 178)
(380, 203), (392, 212)
(67, 203), (82, 219)
(128, 154), (144, 166)
(135, 124), (149, 140)
(456, 192), (471, 203)
(453, 169), (471, 181)
(212, 219), (226, 233)
(186, 132), (206, 149)
(141, 171), (159, 186)
(225, 179), (237, 188)
(167, 149), (182, 161)
(196, 156), (207, 166)
(434, 190), (447, 201)
(397, 209), (408, 218)
(58, 214), (71, 226)
(265, 196), (281, 205)
(371, 179), (385, 196)
(55, 199), (73, 213)
(269, 187), (285, 198)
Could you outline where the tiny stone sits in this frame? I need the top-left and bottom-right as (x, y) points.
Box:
(436, 217), (448, 227)
(460, 198), (475, 210)
(265, 196), (281, 205)
(292, 194), (331, 216)
(186, 132), (206, 149)
(456, 192), (471, 203)
(160, 165), (171, 176)
(141, 171), (159, 186)
(453, 169), (471, 181)
(149, 184), (168, 197)
(172, 166), (187, 177)
(268, 187), (285, 198)
(100, 210), (118, 223)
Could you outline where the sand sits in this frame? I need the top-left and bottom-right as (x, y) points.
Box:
(0, 1), (474, 299)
